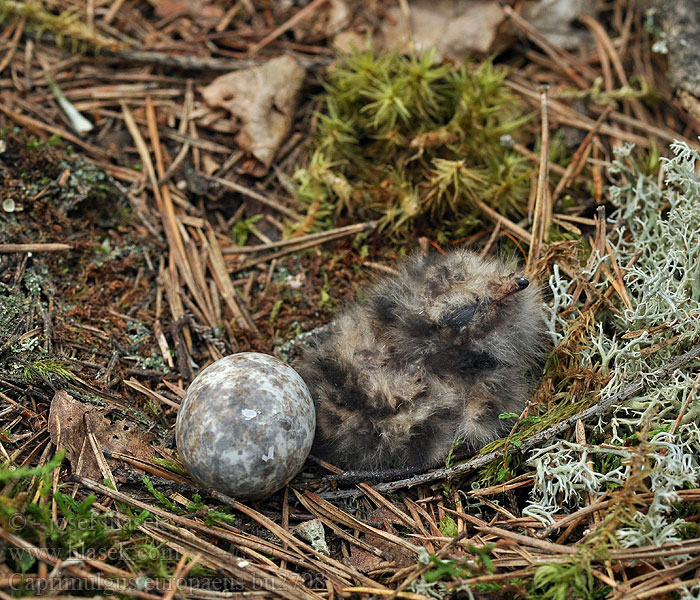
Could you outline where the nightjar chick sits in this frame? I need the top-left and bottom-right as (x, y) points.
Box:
(296, 249), (546, 470)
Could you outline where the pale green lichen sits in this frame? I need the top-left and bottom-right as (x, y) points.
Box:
(525, 141), (700, 558)
(543, 264), (574, 347)
(524, 441), (630, 523)
(617, 432), (700, 547)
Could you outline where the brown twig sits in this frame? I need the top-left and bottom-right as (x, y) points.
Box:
(500, 3), (594, 87)
(527, 87), (551, 268)
(212, 176), (301, 219)
(552, 107), (612, 202)
(248, 0), (328, 55)
(233, 221), (378, 272)
(223, 221), (377, 254)
(0, 16), (25, 74)
(0, 243), (72, 253)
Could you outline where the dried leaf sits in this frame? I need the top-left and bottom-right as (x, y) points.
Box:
(522, 0), (596, 50)
(295, 0), (350, 41)
(346, 546), (385, 573)
(151, 0), (224, 23)
(200, 56), (305, 173)
(379, 0), (505, 58)
(363, 507), (415, 567)
(48, 390), (155, 480)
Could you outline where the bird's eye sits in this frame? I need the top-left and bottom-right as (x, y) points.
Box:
(441, 302), (479, 329)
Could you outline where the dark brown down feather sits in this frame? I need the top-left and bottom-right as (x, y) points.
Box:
(296, 249), (547, 470)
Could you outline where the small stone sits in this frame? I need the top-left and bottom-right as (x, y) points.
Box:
(294, 518), (329, 555)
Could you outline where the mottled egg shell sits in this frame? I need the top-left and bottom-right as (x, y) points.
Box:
(176, 352), (315, 500)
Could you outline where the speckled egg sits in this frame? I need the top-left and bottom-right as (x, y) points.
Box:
(176, 352), (315, 500)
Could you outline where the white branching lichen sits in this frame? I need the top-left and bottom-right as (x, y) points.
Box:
(525, 142), (700, 555)
(617, 432), (700, 548)
(524, 442), (630, 524)
(544, 264), (573, 346)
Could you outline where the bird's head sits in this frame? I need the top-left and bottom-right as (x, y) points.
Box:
(436, 270), (532, 335)
(371, 250), (545, 366)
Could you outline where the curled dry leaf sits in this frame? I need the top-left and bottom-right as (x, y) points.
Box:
(347, 546), (386, 573)
(365, 507), (415, 568)
(333, 30), (366, 54)
(521, 0), (595, 50)
(295, 0), (351, 42)
(379, 0), (505, 58)
(149, 0), (224, 23)
(200, 55), (306, 175)
(48, 390), (155, 481)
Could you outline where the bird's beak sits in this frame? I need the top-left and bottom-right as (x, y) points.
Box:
(515, 277), (529, 290)
(491, 276), (530, 307)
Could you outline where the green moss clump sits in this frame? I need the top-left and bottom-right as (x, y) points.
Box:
(0, 0), (114, 51)
(294, 49), (532, 239)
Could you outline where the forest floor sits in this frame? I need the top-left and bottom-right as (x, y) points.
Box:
(1, 1), (700, 599)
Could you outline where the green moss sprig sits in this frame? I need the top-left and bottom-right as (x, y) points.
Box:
(0, 1), (115, 51)
(294, 49), (533, 239)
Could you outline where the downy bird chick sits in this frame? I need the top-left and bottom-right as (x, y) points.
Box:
(297, 249), (546, 470)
